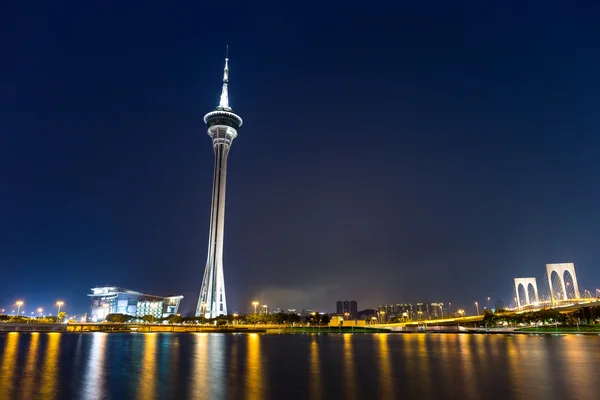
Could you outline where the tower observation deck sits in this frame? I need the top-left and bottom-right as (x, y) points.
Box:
(196, 47), (242, 318)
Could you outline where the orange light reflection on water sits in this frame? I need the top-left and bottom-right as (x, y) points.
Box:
(189, 333), (209, 398)
(19, 332), (40, 399)
(39, 332), (61, 400)
(0, 332), (19, 396)
(376, 334), (394, 399)
(309, 336), (322, 400)
(342, 334), (357, 400)
(246, 333), (264, 400)
(138, 333), (158, 400)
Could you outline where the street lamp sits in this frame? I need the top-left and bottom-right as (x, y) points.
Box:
(448, 302), (452, 317)
(37, 308), (43, 317)
(475, 301), (479, 315)
(56, 301), (64, 323)
(487, 297), (491, 310)
(201, 302), (206, 324)
(16, 301), (23, 317)
(252, 301), (259, 315)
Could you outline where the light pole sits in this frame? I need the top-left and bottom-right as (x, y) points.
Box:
(475, 301), (479, 315)
(487, 297), (491, 310)
(56, 301), (64, 323)
(37, 308), (43, 317)
(201, 302), (206, 324)
(448, 302), (452, 317)
(16, 301), (23, 317)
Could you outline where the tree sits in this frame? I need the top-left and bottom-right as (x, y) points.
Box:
(321, 315), (331, 325)
(167, 314), (183, 324)
(105, 313), (132, 323)
(141, 315), (157, 323)
(482, 309), (494, 326)
(57, 311), (67, 323)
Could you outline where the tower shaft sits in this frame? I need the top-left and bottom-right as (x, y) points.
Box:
(196, 49), (242, 319)
(196, 141), (230, 318)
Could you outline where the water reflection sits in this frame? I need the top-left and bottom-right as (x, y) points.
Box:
(83, 333), (107, 400)
(342, 334), (357, 400)
(559, 336), (593, 399)
(416, 334), (432, 398)
(309, 336), (322, 400)
(19, 333), (40, 400)
(39, 333), (61, 400)
(0, 332), (19, 396)
(376, 334), (394, 399)
(189, 333), (208, 398)
(138, 333), (158, 399)
(246, 333), (264, 400)
(168, 336), (180, 399)
(188, 333), (227, 398)
(0, 332), (599, 399)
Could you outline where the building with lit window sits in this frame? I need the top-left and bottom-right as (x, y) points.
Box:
(336, 300), (358, 319)
(88, 286), (183, 322)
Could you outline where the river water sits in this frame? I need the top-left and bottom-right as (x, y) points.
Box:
(0, 332), (599, 399)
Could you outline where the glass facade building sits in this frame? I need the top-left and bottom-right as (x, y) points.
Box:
(88, 286), (183, 322)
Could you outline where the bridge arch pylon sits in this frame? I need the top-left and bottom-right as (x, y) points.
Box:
(514, 277), (539, 307)
(546, 263), (580, 305)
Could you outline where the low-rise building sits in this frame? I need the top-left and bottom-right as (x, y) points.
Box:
(88, 286), (183, 322)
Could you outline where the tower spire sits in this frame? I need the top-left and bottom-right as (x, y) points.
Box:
(219, 45), (230, 110)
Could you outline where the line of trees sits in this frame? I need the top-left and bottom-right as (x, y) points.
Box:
(0, 312), (66, 323)
(481, 307), (600, 326)
(103, 312), (330, 326)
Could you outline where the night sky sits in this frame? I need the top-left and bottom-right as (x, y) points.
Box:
(2, 2), (600, 315)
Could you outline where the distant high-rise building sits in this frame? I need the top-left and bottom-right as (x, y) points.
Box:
(494, 299), (505, 310)
(336, 300), (358, 319)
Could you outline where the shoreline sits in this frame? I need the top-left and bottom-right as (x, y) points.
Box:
(1, 323), (599, 335)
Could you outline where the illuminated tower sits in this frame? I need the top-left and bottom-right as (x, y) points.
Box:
(196, 47), (242, 318)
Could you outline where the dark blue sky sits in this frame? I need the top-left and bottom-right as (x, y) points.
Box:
(1, 1), (599, 315)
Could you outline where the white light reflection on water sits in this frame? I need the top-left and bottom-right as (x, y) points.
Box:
(83, 333), (107, 400)
(189, 333), (227, 399)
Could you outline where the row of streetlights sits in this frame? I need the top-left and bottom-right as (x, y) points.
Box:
(4, 300), (65, 323)
(474, 297), (492, 315)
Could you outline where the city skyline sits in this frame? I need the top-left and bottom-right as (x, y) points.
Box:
(2, 3), (600, 314)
